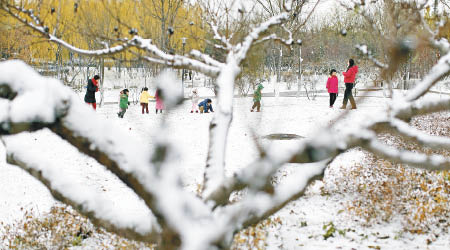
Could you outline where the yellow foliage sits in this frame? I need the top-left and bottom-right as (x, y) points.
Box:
(0, 0), (206, 65)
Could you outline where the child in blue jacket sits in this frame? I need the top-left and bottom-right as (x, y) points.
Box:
(198, 99), (213, 113)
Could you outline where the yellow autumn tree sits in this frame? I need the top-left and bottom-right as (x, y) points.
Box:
(0, 0), (206, 65)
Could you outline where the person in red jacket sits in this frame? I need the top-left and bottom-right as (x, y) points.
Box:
(326, 69), (339, 108)
(340, 59), (358, 109)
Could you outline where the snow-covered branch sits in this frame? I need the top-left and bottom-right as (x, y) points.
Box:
(372, 119), (450, 150)
(190, 49), (225, 68)
(235, 12), (290, 63)
(0, 2), (221, 78)
(356, 44), (388, 69)
(404, 51), (450, 102)
(202, 12), (293, 197)
(255, 24), (295, 47)
(357, 131), (450, 171)
(0, 3), (135, 56)
(5, 148), (159, 243)
(240, 160), (330, 229)
(0, 60), (189, 247)
(394, 97), (450, 121)
(209, 159), (330, 248)
(208, 22), (232, 50)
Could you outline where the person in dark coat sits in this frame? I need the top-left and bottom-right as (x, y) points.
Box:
(84, 75), (100, 110)
(198, 98), (213, 113)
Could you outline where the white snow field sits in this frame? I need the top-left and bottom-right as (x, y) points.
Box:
(1, 94), (449, 249)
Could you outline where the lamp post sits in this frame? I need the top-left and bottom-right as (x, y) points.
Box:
(297, 46), (302, 97)
(181, 37), (187, 98)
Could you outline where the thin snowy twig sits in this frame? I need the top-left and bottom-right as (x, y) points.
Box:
(358, 131), (450, 171)
(404, 52), (450, 102)
(241, 160), (330, 229)
(255, 25), (294, 47)
(235, 12), (290, 63)
(356, 44), (388, 69)
(372, 119), (450, 150)
(6, 151), (160, 244)
(208, 21), (232, 50)
(338, 0), (393, 43)
(190, 50), (225, 68)
(394, 97), (450, 121)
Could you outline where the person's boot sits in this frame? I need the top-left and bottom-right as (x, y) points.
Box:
(350, 97), (357, 109)
(190, 110), (193, 113)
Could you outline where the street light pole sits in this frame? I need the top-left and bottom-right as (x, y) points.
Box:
(297, 46), (302, 97)
(182, 37), (186, 98)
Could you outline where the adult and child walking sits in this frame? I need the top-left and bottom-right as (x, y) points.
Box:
(327, 58), (359, 110)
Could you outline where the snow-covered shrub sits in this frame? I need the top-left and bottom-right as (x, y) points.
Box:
(325, 112), (450, 236)
(1, 205), (154, 249)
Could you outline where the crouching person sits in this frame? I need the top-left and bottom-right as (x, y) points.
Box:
(198, 98), (213, 113)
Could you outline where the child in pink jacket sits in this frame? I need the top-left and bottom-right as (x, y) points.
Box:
(326, 69), (339, 108)
(155, 89), (164, 114)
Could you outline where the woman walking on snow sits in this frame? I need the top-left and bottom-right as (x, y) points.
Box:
(190, 89), (199, 113)
(326, 69), (339, 108)
(340, 59), (358, 110)
(155, 89), (164, 114)
(139, 87), (151, 114)
(250, 83), (264, 112)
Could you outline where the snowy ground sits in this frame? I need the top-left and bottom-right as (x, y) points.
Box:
(1, 95), (449, 249)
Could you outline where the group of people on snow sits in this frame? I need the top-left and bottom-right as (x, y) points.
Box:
(84, 58), (359, 117)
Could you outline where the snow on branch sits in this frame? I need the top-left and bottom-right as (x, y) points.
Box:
(206, 160), (328, 248)
(240, 160), (330, 229)
(357, 131), (450, 171)
(394, 97), (450, 121)
(190, 49), (225, 68)
(0, 3), (135, 56)
(207, 96), (450, 206)
(372, 118), (450, 150)
(255, 24), (296, 47)
(208, 22), (232, 50)
(404, 52), (450, 102)
(0, 3), (221, 78)
(205, 132), (349, 206)
(356, 44), (388, 69)
(236, 12), (290, 63)
(0, 60), (188, 245)
(4, 143), (159, 243)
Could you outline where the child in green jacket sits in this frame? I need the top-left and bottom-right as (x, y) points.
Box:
(251, 83), (264, 112)
(117, 89), (130, 118)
